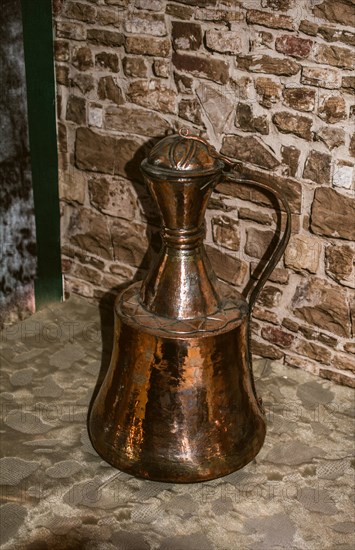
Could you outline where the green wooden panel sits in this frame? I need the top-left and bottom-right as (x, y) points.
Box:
(21, 0), (62, 309)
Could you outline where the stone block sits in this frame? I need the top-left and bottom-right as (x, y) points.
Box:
(205, 245), (248, 287)
(254, 77), (282, 108)
(71, 46), (93, 71)
(196, 83), (234, 134)
(95, 52), (119, 73)
(205, 29), (242, 54)
(87, 29), (124, 47)
(88, 176), (138, 220)
(319, 368), (355, 388)
(257, 286), (282, 308)
(221, 135), (279, 170)
(153, 59), (170, 78)
(318, 94), (347, 124)
(65, 1), (96, 22)
(211, 216), (240, 251)
(301, 66), (341, 89)
(172, 52), (229, 85)
(96, 7), (124, 26)
(261, 326), (294, 348)
(88, 104), (103, 128)
(172, 22), (202, 51)
(246, 9), (294, 30)
(125, 35), (170, 57)
(315, 127), (345, 150)
(296, 340), (332, 365)
(332, 161), (354, 190)
(284, 235), (321, 274)
(71, 73), (94, 94)
(313, 0), (355, 27)
(178, 99), (203, 126)
(55, 40), (69, 62)
(174, 72), (193, 93)
(251, 339), (284, 360)
(235, 103), (269, 135)
(281, 145), (300, 177)
(292, 277), (351, 337)
(56, 65), (69, 86)
(124, 13), (166, 36)
(325, 243), (355, 288)
(56, 21), (86, 41)
(245, 228), (275, 259)
(67, 208), (113, 260)
(282, 87), (316, 112)
(311, 187), (355, 241)
(122, 57), (147, 78)
(75, 128), (145, 180)
(135, 0), (163, 9)
(166, 3), (194, 19)
(350, 134), (355, 158)
(59, 169), (86, 205)
(237, 54), (300, 76)
(275, 35), (313, 58)
(303, 150), (331, 185)
(314, 43), (355, 69)
(97, 76), (124, 105)
(110, 219), (148, 268)
(195, 8), (244, 23)
(127, 79), (177, 114)
(105, 105), (170, 136)
(273, 111), (312, 140)
(238, 207), (273, 226)
(342, 76), (355, 92)
(66, 96), (86, 125)
(262, 0), (292, 10)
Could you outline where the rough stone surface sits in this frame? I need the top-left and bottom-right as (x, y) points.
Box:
(75, 128), (145, 180)
(172, 52), (229, 84)
(245, 227), (274, 259)
(172, 21), (202, 51)
(88, 176), (138, 219)
(261, 326), (294, 348)
(292, 277), (351, 338)
(318, 94), (347, 124)
(124, 13), (166, 36)
(178, 98), (203, 125)
(127, 79), (177, 114)
(87, 29), (124, 47)
(104, 106), (170, 136)
(315, 44), (355, 70)
(246, 9), (294, 30)
(273, 111), (313, 140)
(205, 29), (242, 54)
(311, 187), (355, 241)
(285, 235), (322, 274)
(303, 150), (331, 184)
(254, 77), (282, 107)
(281, 145), (300, 176)
(221, 134), (279, 170)
(235, 103), (269, 135)
(301, 66), (342, 89)
(97, 76), (124, 105)
(125, 35), (170, 57)
(211, 216), (240, 251)
(205, 245), (248, 287)
(196, 83), (234, 133)
(275, 35), (313, 58)
(95, 52), (119, 73)
(122, 56), (147, 78)
(313, 0), (355, 27)
(325, 244), (355, 288)
(282, 87), (316, 112)
(315, 127), (345, 150)
(237, 54), (300, 76)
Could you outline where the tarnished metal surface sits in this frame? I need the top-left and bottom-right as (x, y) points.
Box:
(89, 131), (291, 482)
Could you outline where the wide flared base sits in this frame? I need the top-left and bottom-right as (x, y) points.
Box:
(89, 283), (266, 483)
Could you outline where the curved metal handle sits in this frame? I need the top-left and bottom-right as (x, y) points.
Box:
(223, 172), (292, 311)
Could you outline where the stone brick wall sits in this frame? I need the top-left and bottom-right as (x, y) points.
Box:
(54, 0), (355, 387)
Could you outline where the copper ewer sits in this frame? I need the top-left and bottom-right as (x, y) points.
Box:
(89, 131), (291, 483)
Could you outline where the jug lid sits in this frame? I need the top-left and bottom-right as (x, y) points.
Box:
(141, 130), (224, 178)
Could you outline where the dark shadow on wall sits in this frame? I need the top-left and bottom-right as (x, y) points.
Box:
(86, 135), (166, 425)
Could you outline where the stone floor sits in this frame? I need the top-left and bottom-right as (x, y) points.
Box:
(0, 296), (354, 550)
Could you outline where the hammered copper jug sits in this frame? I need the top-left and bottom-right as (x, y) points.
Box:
(89, 131), (291, 483)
